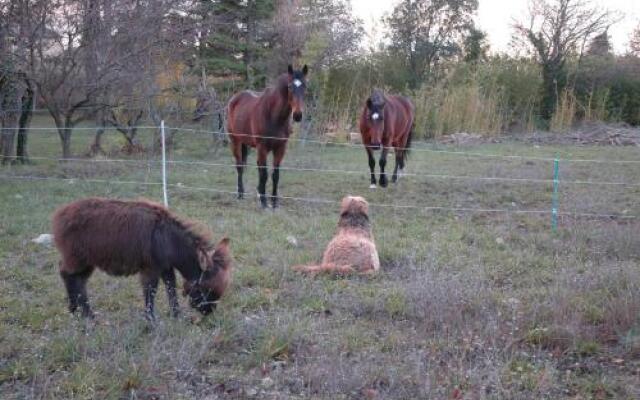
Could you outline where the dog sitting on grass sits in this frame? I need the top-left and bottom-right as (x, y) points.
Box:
(293, 196), (380, 276)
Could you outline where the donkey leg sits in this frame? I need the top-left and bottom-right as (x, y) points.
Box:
(366, 148), (377, 188)
(379, 147), (389, 188)
(161, 269), (180, 317)
(140, 272), (160, 321)
(271, 144), (286, 208)
(256, 146), (269, 209)
(60, 266), (95, 318)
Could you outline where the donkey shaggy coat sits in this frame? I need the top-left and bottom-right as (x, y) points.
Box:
(52, 198), (232, 319)
(293, 196), (380, 275)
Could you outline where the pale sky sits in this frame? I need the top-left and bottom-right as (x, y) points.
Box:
(352, 0), (640, 54)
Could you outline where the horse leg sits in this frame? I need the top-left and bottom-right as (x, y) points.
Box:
(161, 269), (180, 317)
(140, 271), (160, 321)
(379, 147), (389, 188)
(367, 148), (377, 189)
(271, 144), (286, 208)
(256, 145), (269, 209)
(392, 149), (403, 183)
(231, 141), (246, 199)
(60, 266), (95, 318)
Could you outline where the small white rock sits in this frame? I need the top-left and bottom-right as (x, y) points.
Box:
(286, 235), (298, 247)
(261, 377), (274, 388)
(32, 234), (53, 245)
(495, 237), (505, 245)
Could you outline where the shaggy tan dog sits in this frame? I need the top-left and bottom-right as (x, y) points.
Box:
(293, 196), (380, 275)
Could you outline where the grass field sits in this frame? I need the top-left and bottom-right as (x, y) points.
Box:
(1, 121), (640, 399)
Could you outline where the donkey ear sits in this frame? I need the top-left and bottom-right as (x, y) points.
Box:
(216, 237), (230, 250)
(366, 98), (373, 110)
(302, 64), (309, 76)
(198, 250), (208, 271)
(183, 280), (194, 297)
(287, 64), (294, 75)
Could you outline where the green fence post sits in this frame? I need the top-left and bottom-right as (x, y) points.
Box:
(552, 158), (559, 232)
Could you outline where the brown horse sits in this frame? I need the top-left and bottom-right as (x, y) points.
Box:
(359, 89), (414, 188)
(52, 198), (232, 320)
(227, 64), (309, 208)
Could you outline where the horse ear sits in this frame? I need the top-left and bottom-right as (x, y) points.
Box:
(287, 64), (294, 76)
(366, 98), (373, 110)
(302, 64), (309, 77)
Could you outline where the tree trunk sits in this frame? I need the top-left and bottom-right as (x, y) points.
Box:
(1, 80), (23, 165)
(541, 60), (567, 122)
(87, 112), (106, 157)
(16, 83), (34, 163)
(61, 131), (72, 159)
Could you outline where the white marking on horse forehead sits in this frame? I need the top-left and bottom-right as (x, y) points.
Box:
(293, 79), (302, 87)
(372, 112), (380, 120)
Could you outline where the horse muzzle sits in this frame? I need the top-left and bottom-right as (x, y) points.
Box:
(292, 112), (303, 122)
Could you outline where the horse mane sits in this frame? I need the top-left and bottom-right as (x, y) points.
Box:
(370, 89), (386, 106)
(135, 199), (214, 251)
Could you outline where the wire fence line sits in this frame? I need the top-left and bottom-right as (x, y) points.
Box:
(0, 174), (637, 221)
(10, 124), (640, 164)
(3, 122), (639, 228)
(21, 155), (640, 188)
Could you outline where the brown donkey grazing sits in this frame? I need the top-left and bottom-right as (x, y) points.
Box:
(292, 196), (380, 276)
(52, 198), (232, 319)
(227, 64), (309, 208)
(359, 89), (414, 188)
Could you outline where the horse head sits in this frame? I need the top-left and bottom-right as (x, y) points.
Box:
(287, 64), (308, 122)
(366, 89), (386, 150)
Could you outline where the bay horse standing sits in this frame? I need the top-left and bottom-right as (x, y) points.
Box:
(359, 89), (414, 188)
(227, 65), (309, 208)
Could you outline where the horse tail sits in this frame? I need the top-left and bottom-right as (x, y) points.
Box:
(405, 123), (413, 158)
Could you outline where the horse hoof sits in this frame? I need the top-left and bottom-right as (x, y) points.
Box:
(369, 184), (377, 189)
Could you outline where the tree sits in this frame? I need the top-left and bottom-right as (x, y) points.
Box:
(385, 0), (479, 89)
(586, 30), (612, 57)
(195, 0), (275, 88)
(514, 0), (613, 121)
(0, 0), (30, 164)
(463, 27), (489, 64)
(630, 22), (640, 56)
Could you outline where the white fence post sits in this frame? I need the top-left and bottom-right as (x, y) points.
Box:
(161, 120), (169, 208)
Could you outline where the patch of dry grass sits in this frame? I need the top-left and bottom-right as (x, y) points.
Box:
(1, 127), (640, 399)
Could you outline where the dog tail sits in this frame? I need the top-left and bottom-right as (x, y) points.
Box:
(292, 263), (356, 276)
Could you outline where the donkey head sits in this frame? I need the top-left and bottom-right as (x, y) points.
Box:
(287, 64), (309, 122)
(184, 237), (232, 315)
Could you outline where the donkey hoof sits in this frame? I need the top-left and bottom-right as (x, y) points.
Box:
(369, 184), (377, 189)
